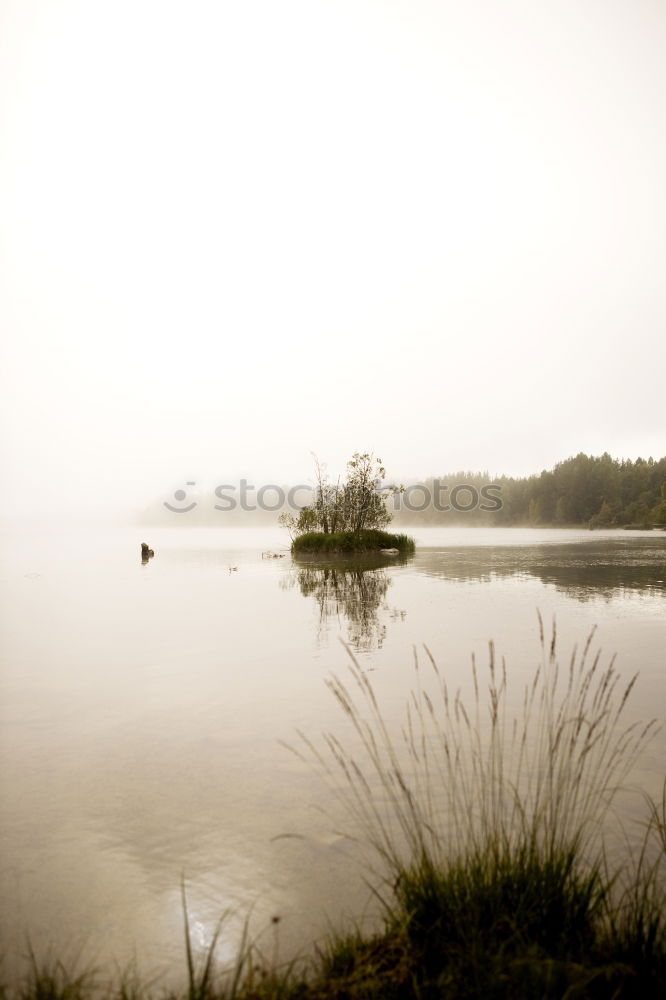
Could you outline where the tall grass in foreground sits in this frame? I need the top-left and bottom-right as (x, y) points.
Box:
(297, 617), (658, 875)
(4, 621), (666, 998)
(289, 616), (666, 995)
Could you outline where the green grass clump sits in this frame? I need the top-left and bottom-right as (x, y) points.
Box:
(291, 530), (415, 554)
(391, 849), (604, 996)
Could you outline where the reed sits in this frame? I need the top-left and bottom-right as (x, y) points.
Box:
(289, 617), (665, 994)
(298, 619), (657, 870)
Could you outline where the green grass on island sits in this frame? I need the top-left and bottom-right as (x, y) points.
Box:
(291, 529), (415, 554)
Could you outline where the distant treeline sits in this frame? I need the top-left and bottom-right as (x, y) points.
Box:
(145, 453), (666, 529)
(391, 453), (666, 528)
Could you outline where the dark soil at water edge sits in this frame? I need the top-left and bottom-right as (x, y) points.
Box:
(7, 839), (666, 1000)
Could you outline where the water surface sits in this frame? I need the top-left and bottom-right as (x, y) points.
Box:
(1, 526), (664, 983)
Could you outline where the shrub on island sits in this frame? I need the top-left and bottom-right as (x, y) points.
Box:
(281, 452), (415, 556)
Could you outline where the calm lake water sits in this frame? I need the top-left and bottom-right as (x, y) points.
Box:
(1, 526), (665, 984)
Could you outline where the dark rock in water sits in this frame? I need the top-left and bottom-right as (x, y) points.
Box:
(141, 542), (155, 562)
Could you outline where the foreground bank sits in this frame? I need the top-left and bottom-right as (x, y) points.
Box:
(10, 844), (665, 999)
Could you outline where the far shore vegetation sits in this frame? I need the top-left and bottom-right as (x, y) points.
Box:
(392, 452), (666, 530)
(280, 452), (415, 553)
(4, 622), (665, 999)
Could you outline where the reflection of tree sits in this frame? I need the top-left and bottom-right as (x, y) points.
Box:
(413, 540), (666, 603)
(283, 554), (410, 650)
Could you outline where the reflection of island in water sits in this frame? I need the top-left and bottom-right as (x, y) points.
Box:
(283, 553), (411, 650)
(414, 537), (666, 603)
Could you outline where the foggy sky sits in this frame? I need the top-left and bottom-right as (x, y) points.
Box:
(1, 0), (665, 518)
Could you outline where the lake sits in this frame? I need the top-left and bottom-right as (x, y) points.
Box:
(1, 526), (664, 985)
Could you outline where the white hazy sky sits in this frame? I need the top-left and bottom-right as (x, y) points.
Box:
(1, 0), (664, 517)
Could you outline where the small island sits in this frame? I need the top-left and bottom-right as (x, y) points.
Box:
(293, 528), (415, 554)
(281, 452), (415, 554)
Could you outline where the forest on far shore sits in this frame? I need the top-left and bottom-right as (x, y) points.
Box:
(390, 452), (666, 528)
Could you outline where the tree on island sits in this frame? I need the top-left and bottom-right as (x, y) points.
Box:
(280, 452), (404, 539)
